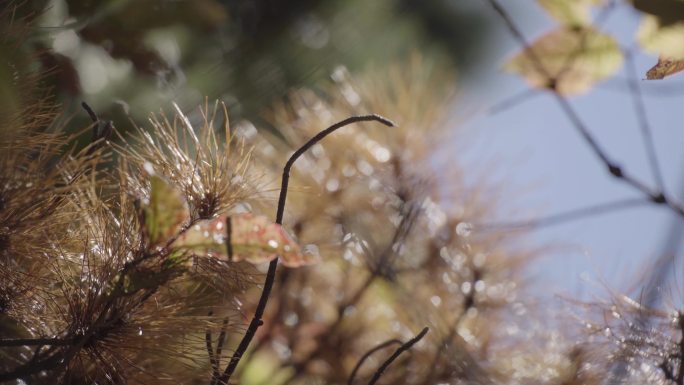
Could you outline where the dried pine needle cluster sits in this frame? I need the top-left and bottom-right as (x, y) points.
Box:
(3, 50), (684, 385)
(0, 98), (261, 383)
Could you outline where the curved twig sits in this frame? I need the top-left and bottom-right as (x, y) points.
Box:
(81, 101), (113, 155)
(217, 114), (395, 385)
(348, 339), (403, 385)
(367, 327), (429, 385)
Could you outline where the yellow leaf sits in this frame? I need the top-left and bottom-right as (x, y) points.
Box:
(504, 26), (623, 95)
(637, 15), (684, 59)
(537, 0), (602, 27)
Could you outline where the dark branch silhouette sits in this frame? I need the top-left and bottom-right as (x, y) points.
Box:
(487, 88), (541, 116)
(367, 327), (429, 385)
(206, 312), (220, 384)
(348, 339), (403, 385)
(216, 114), (395, 385)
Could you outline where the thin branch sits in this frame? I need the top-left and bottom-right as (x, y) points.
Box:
(419, 307), (475, 385)
(485, 0), (550, 80)
(281, 268), (379, 384)
(487, 88), (541, 116)
(215, 318), (230, 367)
(483, 0), (684, 219)
(475, 198), (651, 232)
(206, 312), (220, 384)
(599, 78), (684, 97)
(81, 101), (113, 154)
(208, 316), (231, 385)
(553, 85), (673, 209)
(348, 339), (403, 385)
(554, 0), (616, 81)
(624, 49), (665, 192)
(217, 114), (395, 385)
(367, 327), (429, 385)
(274, 114), (395, 225)
(551, 93), (616, 172)
(282, 206), (417, 383)
(484, 0), (622, 168)
(225, 216), (233, 260)
(81, 101), (99, 122)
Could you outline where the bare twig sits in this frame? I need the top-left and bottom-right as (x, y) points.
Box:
(475, 198), (651, 232)
(281, 202), (418, 384)
(367, 327), (429, 385)
(215, 318), (229, 368)
(81, 101), (99, 122)
(600, 79), (684, 97)
(225, 216), (233, 260)
(206, 312), (220, 384)
(487, 89), (541, 116)
(81, 101), (113, 154)
(216, 114), (395, 385)
(348, 339), (403, 385)
(624, 49), (665, 191)
(207, 314), (231, 385)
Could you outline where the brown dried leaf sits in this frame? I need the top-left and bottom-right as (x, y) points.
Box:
(645, 56), (684, 79)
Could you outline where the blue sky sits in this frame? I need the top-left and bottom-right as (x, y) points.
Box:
(447, 1), (684, 302)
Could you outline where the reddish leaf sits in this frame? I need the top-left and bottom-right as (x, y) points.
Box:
(646, 57), (684, 79)
(172, 213), (313, 267)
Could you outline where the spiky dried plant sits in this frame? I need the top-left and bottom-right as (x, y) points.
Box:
(117, 100), (255, 221)
(216, 56), (546, 385)
(575, 290), (684, 385)
(0, 95), (262, 383)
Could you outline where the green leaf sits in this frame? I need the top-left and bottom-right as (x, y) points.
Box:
(646, 57), (684, 79)
(537, 0), (602, 27)
(144, 175), (190, 247)
(504, 26), (623, 95)
(171, 213), (313, 267)
(637, 15), (684, 59)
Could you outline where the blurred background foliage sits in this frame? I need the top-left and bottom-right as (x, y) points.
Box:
(0, 0), (491, 136)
